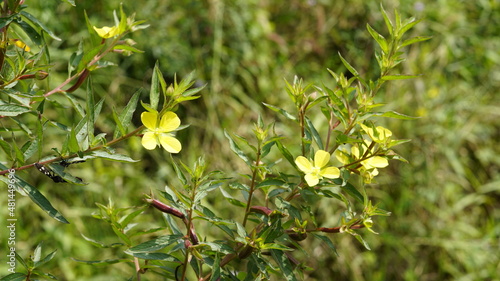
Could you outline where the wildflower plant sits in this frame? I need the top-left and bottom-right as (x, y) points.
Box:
(0, 1), (428, 280)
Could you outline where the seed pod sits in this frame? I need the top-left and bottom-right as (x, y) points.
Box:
(188, 225), (199, 245)
(145, 198), (185, 219)
(66, 69), (90, 92)
(289, 231), (307, 241)
(237, 244), (254, 259)
(249, 206), (273, 217)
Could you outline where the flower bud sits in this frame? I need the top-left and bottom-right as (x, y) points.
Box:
(35, 71), (49, 80)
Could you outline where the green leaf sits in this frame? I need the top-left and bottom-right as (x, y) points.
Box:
(72, 258), (128, 265)
(374, 110), (419, 120)
(126, 252), (180, 261)
(263, 103), (297, 121)
(150, 62), (163, 110)
(128, 234), (183, 253)
(64, 93), (85, 117)
(305, 117), (323, 150)
(255, 179), (286, 189)
(0, 104), (30, 116)
(63, 0), (75, 6)
(220, 188), (246, 207)
(338, 52), (359, 78)
(0, 14), (16, 30)
(275, 140), (296, 168)
(119, 89), (142, 128)
(366, 23), (388, 53)
(338, 180), (364, 204)
(354, 234), (371, 250)
(77, 44), (104, 73)
(69, 40), (84, 75)
(0, 272), (27, 281)
(33, 250), (57, 268)
(224, 130), (252, 166)
(15, 20), (42, 46)
(380, 4), (394, 36)
(86, 78), (95, 141)
(0, 164), (69, 224)
(22, 139), (38, 161)
(112, 44), (144, 54)
(90, 150), (139, 162)
(270, 250), (297, 281)
(398, 17), (422, 38)
(67, 128), (81, 153)
(400, 36), (432, 48)
(381, 74), (420, 81)
(20, 11), (61, 41)
(81, 234), (123, 248)
(311, 233), (338, 256)
(84, 10), (101, 47)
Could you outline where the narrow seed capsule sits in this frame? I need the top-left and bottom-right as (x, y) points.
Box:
(188, 225), (199, 245)
(237, 244), (254, 259)
(249, 206), (274, 216)
(66, 69), (90, 92)
(146, 198), (185, 219)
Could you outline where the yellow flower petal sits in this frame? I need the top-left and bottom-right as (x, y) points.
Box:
(320, 167), (340, 179)
(295, 156), (313, 173)
(361, 156), (388, 169)
(304, 174), (320, 187)
(369, 156), (389, 168)
(141, 111), (158, 130)
(314, 150), (331, 168)
(159, 135), (182, 153)
(159, 111), (181, 132)
(141, 132), (158, 150)
(335, 149), (349, 165)
(93, 25), (120, 38)
(14, 40), (30, 52)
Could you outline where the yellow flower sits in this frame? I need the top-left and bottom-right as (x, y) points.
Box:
(141, 110), (182, 153)
(360, 124), (392, 143)
(93, 25), (120, 38)
(11, 39), (30, 51)
(351, 145), (388, 170)
(295, 150), (340, 186)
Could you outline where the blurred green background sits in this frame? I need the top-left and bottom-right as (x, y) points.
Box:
(1, 0), (499, 280)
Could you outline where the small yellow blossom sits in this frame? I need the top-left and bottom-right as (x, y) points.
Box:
(295, 150), (340, 186)
(93, 25), (120, 38)
(351, 145), (388, 170)
(360, 124), (392, 143)
(141, 110), (182, 153)
(10, 39), (30, 51)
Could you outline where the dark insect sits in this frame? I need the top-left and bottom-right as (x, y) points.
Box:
(59, 159), (86, 167)
(34, 163), (67, 183)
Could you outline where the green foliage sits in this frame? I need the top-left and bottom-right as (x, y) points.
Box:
(1, 1), (499, 281)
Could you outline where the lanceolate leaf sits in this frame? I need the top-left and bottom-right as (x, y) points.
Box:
(0, 164), (69, 224)
(0, 104), (30, 116)
(366, 23), (388, 53)
(20, 11), (61, 41)
(224, 130), (252, 166)
(91, 150), (139, 162)
(381, 74), (420, 81)
(338, 52), (359, 78)
(128, 234), (183, 253)
(400, 36), (432, 48)
(375, 110), (419, 120)
(270, 250), (298, 281)
(263, 103), (297, 121)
